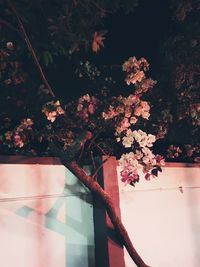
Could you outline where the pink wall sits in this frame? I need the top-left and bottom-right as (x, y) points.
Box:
(1, 156), (200, 267)
(0, 157), (95, 267)
(0, 162), (66, 267)
(117, 163), (200, 267)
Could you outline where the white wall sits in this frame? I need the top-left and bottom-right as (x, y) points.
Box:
(118, 163), (200, 267)
(0, 161), (95, 267)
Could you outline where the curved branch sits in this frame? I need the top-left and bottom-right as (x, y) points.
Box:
(50, 141), (150, 267)
(66, 160), (151, 267)
(7, 0), (55, 98)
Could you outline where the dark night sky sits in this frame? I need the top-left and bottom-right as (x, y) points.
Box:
(48, 0), (172, 99)
(101, 0), (171, 73)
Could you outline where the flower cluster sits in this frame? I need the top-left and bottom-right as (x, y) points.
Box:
(135, 78), (157, 95)
(0, 51), (165, 186)
(167, 145), (182, 158)
(102, 95), (150, 136)
(118, 128), (163, 185)
(4, 118), (34, 148)
(121, 129), (156, 149)
(190, 104), (200, 126)
(76, 94), (98, 123)
(119, 148), (164, 185)
(122, 57), (149, 85)
(42, 100), (64, 122)
(102, 57), (164, 185)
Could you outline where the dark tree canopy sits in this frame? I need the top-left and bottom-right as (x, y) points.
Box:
(0, 0), (199, 163)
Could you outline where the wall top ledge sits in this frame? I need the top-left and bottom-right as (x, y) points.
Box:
(0, 155), (200, 168)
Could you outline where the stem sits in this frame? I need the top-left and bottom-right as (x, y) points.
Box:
(91, 155), (110, 179)
(90, 150), (97, 180)
(94, 142), (107, 155)
(7, 0), (55, 98)
(65, 160), (151, 267)
(87, 127), (104, 150)
(0, 17), (20, 33)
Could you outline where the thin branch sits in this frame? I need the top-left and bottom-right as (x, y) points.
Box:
(90, 0), (111, 15)
(91, 155), (110, 179)
(7, 0), (55, 98)
(90, 150), (97, 180)
(94, 142), (107, 155)
(0, 17), (20, 33)
(87, 126), (105, 150)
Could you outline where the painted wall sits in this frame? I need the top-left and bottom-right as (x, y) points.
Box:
(117, 163), (200, 267)
(0, 158), (95, 267)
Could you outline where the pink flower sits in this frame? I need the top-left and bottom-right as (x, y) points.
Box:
(57, 106), (64, 115)
(134, 106), (142, 116)
(120, 168), (139, 185)
(88, 103), (94, 114)
(120, 118), (130, 129)
(5, 131), (12, 141)
(126, 71), (145, 85)
(130, 116), (137, 124)
(45, 111), (57, 122)
(77, 103), (83, 111)
(155, 155), (165, 166)
(6, 42), (14, 50)
(145, 173), (151, 181)
(14, 134), (24, 148)
(21, 118), (34, 129)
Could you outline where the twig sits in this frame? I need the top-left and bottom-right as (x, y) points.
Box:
(0, 17), (20, 33)
(90, 0), (111, 15)
(7, 0), (55, 98)
(94, 142), (107, 155)
(87, 126), (105, 150)
(90, 150), (97, 180)
(91, 155), (110, 179)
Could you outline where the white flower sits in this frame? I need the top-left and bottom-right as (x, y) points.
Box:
(116, 137), (121, 142)
(146, 134), (156, 147)
(6, 42), (14, 50)
(142, 147), (154, 158)
(47, 111), (57, 122)
(135, 150), (143, 159)
(82, 94), (90, 102)
(130, 116), (137, 124)
(122, 135), (134, 148)
(77, 103), (83, 111)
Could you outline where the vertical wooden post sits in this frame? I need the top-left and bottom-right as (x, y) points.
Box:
(102, 156), (126, 267)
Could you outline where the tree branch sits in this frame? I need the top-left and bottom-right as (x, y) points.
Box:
(51, 142), (150, 267)
(66, 160), (151, 267)
(7, 0), (55, 98)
